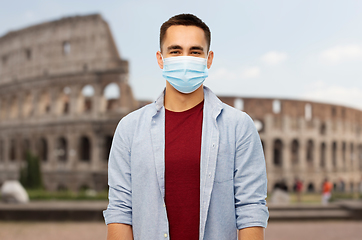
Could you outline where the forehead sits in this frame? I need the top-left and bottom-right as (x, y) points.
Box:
(162, 25), (207, 50)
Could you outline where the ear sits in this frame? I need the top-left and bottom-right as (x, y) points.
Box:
(207, 51), (214, 69)
(156, 51), (164, 69)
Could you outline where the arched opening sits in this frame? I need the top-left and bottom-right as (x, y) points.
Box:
(307, 183), (315, 193)
(273, 139), (283, 167)
(79, 136), (91, 162)
(23, 92), (33, 117)
(305, 104), (312, 121)
(104, 135), (113, 161)
(22, 139), (30, 161)
(37, 138), (48, 162)
(234, 98), (244, 111)
(332, 142), (337, 168)
(80, 84), (94, 113)
(291, 139), (299, 165)
(350, 182), (354, 193)
(320, 142), (326, 168)
(63, 41), (71, 55)
(320, 122), (326, 135)
(57, 137), (67, 162)
(39, 91), (51, 115)
(9, 96), (18, 119)
(306, 140), (314, 165)
(58, 87), (71, 115)
(9, 139), (16, 161)
(103, 83), (120, 111)
(272, 100), (281, 114)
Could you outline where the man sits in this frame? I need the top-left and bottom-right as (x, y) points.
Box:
(103, 14), (269, 240)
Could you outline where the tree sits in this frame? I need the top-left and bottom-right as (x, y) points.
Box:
(20, 151), (43, 189)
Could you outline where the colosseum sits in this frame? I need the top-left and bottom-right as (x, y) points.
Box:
(219, 96), (362, 193)
(1, 14), (362, 194)
(0, 14), (138, 191)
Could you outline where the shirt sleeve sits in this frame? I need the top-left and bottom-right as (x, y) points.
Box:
(234, 112), (269, 229)
(103, 118), (133, 225)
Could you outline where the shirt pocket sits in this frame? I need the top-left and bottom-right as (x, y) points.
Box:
(214, 148), (234, 183)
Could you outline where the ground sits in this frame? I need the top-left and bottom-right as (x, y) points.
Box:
(0, 221), (361, 240)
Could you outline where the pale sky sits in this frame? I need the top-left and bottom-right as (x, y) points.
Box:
(1, 0), (362, 109)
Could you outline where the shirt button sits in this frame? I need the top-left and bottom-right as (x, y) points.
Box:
(164, 233), (168, 238)
(212, 143), (215, 148)
(208, 173), (211, 178)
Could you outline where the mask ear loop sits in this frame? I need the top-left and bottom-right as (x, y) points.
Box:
(161, 54), (164, 62)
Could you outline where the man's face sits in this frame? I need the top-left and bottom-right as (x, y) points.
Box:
(157, 25), (214, 69)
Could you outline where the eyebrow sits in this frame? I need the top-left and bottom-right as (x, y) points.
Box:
(166, 45), (204, 52)
(167, 45), (183, 51)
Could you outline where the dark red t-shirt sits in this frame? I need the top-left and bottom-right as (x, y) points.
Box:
(165, 100), (203, 240)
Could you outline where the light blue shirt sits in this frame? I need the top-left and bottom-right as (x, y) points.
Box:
(103, 86), (269, 240)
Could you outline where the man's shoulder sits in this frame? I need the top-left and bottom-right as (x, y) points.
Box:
(118, 102), (156, 127)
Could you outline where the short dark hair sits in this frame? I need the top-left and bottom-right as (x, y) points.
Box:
(160, 13), (211, 52)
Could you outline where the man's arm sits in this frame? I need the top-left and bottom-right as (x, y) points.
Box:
(107, 223), (133, 240)
(238, 227), (265, 240)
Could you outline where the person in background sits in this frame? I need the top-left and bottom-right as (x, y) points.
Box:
(322, 178), (333, 205)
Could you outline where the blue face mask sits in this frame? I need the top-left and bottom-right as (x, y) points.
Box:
(162, 55), (209, 94)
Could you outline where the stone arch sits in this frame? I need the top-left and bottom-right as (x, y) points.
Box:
(272, 100), (281, 114)
(22, 91), (33, 117)
(38, 90), (51, 115)
(22, 139), (30, 161)
(104, 135), (113, 161)
(9, 95), (18, 119)
(320, 142), (326, 168)
(79, 136), (91, 162)
(56, 137), (68, 162)
(103, 82), (120, 111)
(307, 183), (315, 192)
(306, 140), (314, 165)
(332, 142), (337, 168)
(305, 103), (312, 121)
(273, 139), (283, 167)
(320, 122), (326, 135)
(79, 84), (95, 113)
(291, 139), (299, 165)
(37, 138), (48, 162)
(9, 139), (16, 161)
(57, 86), (71, 115)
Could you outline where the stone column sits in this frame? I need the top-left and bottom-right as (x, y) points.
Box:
(93, 83), (103, 116)
(299, 139), (306, 174)
(70, 85), (81, 116)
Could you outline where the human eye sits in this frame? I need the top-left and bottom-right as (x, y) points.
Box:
(169, 50), (181, 55)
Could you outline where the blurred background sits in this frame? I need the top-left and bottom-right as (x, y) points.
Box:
(0, 0), (362, 239)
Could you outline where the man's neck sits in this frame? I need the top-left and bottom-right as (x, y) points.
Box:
(164, 82), (204, 112)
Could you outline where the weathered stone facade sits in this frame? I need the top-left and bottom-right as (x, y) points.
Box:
(219, 96), (362, 193)
(0, 14), (138, 191)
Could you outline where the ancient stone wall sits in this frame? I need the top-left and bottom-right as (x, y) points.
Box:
(0, 14), (138, 191)
(220, 96), (362, 194)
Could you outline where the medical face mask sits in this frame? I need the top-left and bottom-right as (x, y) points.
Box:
(162, 55), (209, 94)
